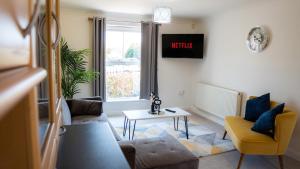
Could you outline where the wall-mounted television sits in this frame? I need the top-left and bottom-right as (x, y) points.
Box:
(162, 34), (204, 59)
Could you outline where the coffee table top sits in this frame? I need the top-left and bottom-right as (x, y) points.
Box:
(123, 107), (191, 120)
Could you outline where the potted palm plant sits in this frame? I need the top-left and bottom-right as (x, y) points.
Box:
(60, 38), (99, 99)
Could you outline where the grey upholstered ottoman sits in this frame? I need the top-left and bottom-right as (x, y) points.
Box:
(119, 134), (199, 169)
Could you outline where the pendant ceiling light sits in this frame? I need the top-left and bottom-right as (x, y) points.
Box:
(153, 7), (172, 24)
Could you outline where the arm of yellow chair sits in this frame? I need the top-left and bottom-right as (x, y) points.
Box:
(274, 111), (298, 154)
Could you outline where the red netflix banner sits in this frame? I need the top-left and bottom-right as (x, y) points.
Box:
(162, 34), (204, 58)
(171, 42), (193, 49)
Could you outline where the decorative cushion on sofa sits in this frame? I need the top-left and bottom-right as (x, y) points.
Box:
(69, 99), (102, 116)
(61, 98), (72, 125)
(119, 134), (199, 169)
(244, 93), (270, 122)
(252, 103), (285, 136)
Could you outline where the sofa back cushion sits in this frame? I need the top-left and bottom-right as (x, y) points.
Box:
(70, 99), (102, 117)
(61, 98), (72, 125)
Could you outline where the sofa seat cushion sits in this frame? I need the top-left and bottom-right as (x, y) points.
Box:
(69, 99), (103, 116)
(72, 115), (107, 125)
(121, 134), (199, 169)
(72, 113), (122, 141)
(224, 116), (278, 155)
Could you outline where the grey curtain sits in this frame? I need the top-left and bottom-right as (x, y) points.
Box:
(92, 17), (106, 101)
(140, 22), (160, 99)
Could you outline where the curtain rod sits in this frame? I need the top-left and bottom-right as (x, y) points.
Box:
(88, 17), (143, 24)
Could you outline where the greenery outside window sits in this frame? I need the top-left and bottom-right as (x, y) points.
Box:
(105, 23), (141, 101)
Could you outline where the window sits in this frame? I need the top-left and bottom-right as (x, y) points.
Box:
(105, 23), (141, 101)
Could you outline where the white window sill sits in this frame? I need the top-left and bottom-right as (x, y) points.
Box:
(106, 97), (148, 103)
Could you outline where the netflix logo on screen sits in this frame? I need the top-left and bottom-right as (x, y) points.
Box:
(162, 34), (204, 59)
(171, 42), (193, 49)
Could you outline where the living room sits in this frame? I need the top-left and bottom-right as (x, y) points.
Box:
(0, 0), (300, 169)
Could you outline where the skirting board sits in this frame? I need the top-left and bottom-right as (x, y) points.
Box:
(188, 105), (225, 126)
(104, 99), (150, 116)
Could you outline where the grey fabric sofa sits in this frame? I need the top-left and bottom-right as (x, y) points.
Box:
(61, 97), (136, 169)
(63, 96), (121, 141)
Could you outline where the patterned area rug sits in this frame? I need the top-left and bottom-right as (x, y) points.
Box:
(110, 118), (235, 157)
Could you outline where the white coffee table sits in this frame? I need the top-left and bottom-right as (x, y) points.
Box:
(122, 107), (191, 140)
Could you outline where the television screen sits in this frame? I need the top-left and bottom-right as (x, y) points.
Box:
(162, 34), (204, 58)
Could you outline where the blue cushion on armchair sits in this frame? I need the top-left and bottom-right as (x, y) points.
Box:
(251, 103), (285, 136)
(244, 93), (270, 122)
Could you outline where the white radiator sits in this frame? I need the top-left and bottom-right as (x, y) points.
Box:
(194, 82), (242, 119)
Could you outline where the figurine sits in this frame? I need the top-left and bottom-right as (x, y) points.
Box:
(153, 98), (162, 114)
(150, 92), (162, 114)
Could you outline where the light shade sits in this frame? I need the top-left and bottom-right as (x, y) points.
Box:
(153, 7), (171, 23)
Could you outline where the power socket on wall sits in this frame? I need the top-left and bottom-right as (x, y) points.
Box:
(178, 90), (185, 96)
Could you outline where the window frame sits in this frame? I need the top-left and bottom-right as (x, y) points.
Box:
(105, 22), (142, 102)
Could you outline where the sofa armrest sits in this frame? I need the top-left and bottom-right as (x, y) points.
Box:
(119, 142), (136, 169)
(67, 99), (103, 117)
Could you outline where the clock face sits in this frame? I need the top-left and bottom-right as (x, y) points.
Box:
(246, 27), (269, 53)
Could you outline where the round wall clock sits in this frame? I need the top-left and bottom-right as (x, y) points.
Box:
(246, 26), (269, 53)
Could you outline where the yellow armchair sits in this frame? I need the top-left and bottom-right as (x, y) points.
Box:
(223, 98), (298, 169)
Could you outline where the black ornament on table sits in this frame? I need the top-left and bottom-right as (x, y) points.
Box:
(153, 98), (162, 114)
(150, 92), (162, 114)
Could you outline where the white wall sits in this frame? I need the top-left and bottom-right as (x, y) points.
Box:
(60, 7), (202, 116)
(195, 0), (300, 160)
(60, 8), (94, 98)
(158, 21), (201, 108)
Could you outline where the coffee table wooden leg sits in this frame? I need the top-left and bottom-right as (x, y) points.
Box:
(184, 116), (189, 139)
(132, 120), (136, 140)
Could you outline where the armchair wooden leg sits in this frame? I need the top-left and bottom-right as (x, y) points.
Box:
(222, 131), (227, 140)
(237, 153), (244, 169)
(278, 155), (284, 169)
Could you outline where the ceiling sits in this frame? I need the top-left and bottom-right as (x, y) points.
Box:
(61, 0), (256, 18)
